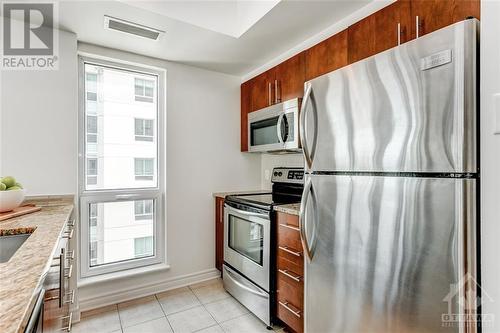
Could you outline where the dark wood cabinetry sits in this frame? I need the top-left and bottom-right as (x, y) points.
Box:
(240, 0), (481, 151)
(276, 212), (304, 333)
(348, 1), (411, 63)
(215, 197), (224, 273)
(410, 0), (480, 38)
(275, 52), (306, 103)
(305, 29), (348, 81)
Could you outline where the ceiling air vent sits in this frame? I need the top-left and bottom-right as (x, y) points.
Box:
(104, 16), (164, 41)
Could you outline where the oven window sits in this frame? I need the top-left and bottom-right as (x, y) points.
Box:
(250, 117), (279, 146)
(228, 215), (264, 266)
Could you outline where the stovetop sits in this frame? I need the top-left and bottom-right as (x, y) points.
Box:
(225, 167), (304, 211)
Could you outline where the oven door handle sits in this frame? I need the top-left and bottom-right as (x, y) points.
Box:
(225, 204), (268, 219)
(224, 266), (268, 298)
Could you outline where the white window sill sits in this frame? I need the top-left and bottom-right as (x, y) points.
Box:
(78, 263), (170, 288)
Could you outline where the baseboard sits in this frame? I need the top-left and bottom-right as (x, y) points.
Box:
(78, 268), (220, 312)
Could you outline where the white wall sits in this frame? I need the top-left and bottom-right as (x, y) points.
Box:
(480, 1), (500, 331)
(76, 43), (262, 308)
(0, 30), (78, 195)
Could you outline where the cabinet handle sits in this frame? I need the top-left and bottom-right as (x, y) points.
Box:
(279, 223), (300, 232)
(63, 228), (74, 239)
(219, 202), (224, 223)
(397, 23), (401, 45)
(67, 219), (75, 227)
(275, 79), (280, 104)
(416, 16), (420, 38)
(64, 290), (75, 304)
(64, 264), (73, 279)
(278, 269), (302, 282)
(61, 312), (73, 332)
(279, 300), (301, 318)
(59, 249), (64, 308)
(278, 246), (302, 257)
(268, 82), (272, 106)
(66, 250), (75, 261)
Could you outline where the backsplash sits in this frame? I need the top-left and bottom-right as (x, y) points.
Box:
(261, 153), (304, 189)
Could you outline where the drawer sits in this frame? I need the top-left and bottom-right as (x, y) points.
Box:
(277, 273), (303, 312)
(277, 255), (303, 278)
(277, 295), (303, 333)
(277, 245), (303, 269)
(277, 223), (302, 251)
(277, 212), (299, 229)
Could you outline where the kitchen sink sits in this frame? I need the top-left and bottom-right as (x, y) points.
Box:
(0, 233), (31, 263)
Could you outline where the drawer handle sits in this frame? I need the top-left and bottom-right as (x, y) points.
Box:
(278, 269), (302, 282)
(279, 300), (301, 318)
(66, 250), (75, 261)
(64, 290), (75, 304)
(279, 223), (300, 232)
(278, 246), (302, 257)
(67, 219), (75, 227)
(64, 264), (73, 279)
(61, 312), (73, 332)
(63, 228), (74, 239)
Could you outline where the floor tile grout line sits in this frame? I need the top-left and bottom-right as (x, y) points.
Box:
(116, 303), (124, 332)
(190, 283), (221, 331)
(154, 294), (176, 333)
(117, 297), (167, 330)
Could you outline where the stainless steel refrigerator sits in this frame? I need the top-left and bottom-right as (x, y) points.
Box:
(299, 19), (478, 333)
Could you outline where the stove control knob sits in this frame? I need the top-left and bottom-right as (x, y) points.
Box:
(278, 172), (283, 177)
(273, 171), (278, 177)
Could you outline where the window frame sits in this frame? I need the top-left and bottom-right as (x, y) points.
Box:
(134, 118), (154, 142)
(78, 55), (166, 278)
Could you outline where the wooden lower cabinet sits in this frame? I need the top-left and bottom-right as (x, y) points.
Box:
(276, 212), (304, 333)
(215, 197), (224, 273)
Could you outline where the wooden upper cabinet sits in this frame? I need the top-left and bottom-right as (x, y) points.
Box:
(275, 52), (305, 102)
(240, 81), (251, 152)
(305, 29), (348, 81)
(348, 1), (411, 64)
(249, 68), (275, 112)
(410, 0), (480, 38)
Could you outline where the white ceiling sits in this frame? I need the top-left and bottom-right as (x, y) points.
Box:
(56, 0), (372, 76)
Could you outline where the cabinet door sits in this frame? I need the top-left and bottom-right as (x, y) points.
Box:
(373, 0), (412, 53)
(305, 29), (348, 81)
(275, 52), (305, 103)
(348, 1), (411, 64)
(249, 69), (275, 111)
(348, 13), (375, 64)
(411, 0), (480, 38)
(240, 82), (251, 152)
(215, 197), (224, 273)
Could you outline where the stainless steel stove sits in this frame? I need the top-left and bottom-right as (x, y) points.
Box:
(222, 167), (304, 327)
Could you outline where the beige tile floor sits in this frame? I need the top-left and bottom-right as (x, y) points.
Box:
(73, 278), (285, 333)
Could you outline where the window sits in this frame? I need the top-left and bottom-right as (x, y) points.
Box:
(79, 56), (164, 278)
(135, 78), (154, 102)
(135, 200), (153, 220)
(90, 241), (97, 266)
(135, 118), (154, 142)
(87, 158), (97, 185)
(134, 236), (153, 258)
(135, 158), (154, 181)
(87, 115), (97, 143)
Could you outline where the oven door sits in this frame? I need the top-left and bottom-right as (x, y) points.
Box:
(224, 203), (270, 291)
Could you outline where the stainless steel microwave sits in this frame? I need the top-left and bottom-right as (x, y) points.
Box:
(248, 98), (301, 153)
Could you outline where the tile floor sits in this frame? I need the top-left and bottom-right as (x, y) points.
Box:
(73, 278), (284, 333)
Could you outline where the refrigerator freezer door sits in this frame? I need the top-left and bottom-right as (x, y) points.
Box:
(301, 20), (477, 174)
(302, 174), (476, 333)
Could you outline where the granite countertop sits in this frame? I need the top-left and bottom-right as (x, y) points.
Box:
(212, 190), (270, 198)
(0, 196), (74, 333)
(274, 203), (300, 216)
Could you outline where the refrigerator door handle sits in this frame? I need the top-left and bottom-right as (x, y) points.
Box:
(299, 177), (316, 261)
(300, 82), (318, 171)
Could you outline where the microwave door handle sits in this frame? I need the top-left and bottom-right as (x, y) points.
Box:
(276, 113), (285, 144)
